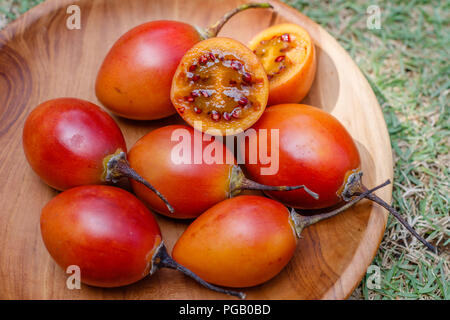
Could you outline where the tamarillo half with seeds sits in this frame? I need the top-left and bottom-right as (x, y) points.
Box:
(95, 3), (273, 120)
(127, 124), (317, 219)
(248, 23), (317, 105)
(40, 185), (244, 298)
(239, 103), (437, 252)
(172, 182), (389, 288)
(171, 37), (269, 135)
(22, 98), (174, 213)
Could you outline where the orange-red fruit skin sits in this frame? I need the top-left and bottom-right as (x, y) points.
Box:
(172, 196), (297, 288)
(22, 98), (126, 191)
(240, 104), (361, 209)
(40, 185), (162, 288)
(128, 125), (234, 219)
(96, 21), (201, 120)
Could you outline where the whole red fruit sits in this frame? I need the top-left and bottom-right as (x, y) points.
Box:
(40, 185), (162, 287)
(23, 98), (126, 191)
(239, 104), (361, 209)
(95, 21), (201, 120)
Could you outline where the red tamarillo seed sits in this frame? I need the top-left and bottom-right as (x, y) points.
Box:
(280, 33), (290, 42)
(194, 106), (202, 114)
(189, 64), (197, 72)
(232, 107), (242, 118)
(211, 110), (221, 121)
(238, 97), (248, 106)
(199, 55), (208, 64)
(242, 72), (252, 83)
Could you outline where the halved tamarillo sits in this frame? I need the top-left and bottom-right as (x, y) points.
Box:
(170, 37), (269, 136)
(40, 185), (244, 298)
(239, 104), (437, 252)
(127, 124), (317, 219)
(172, 185), (387, 288)
(22, 98), (173, 212)
(95, 3), (273, 120)
(248, 23), (316, 105)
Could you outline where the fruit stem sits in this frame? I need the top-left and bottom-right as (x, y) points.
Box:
(105, 151), (175, 213)
(241, 177), (319, 199)
(340, 171), (437, 253)
(151, 242), (246, 299)
(291, 180), (391, 238)
(229, 165), (319, 199)
(360, 185), (437, 253)
(201, 3), (274, 39)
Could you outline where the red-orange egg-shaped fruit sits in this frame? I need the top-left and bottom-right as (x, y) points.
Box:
(96, 21), (201, 120)
(40, 185), (162, 287)
(127, 125), (236, 219)
(22, 98), (126, 191)
(239, 104), (361, 209)
(172, 195), (297, 287)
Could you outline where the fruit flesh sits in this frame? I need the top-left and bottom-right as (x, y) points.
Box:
(172, 196), (297, 288)
(171, 37), (268, 136)
(128, 125), (235, 219)
(248, 24), (316, 105)
(253, 33), (307, 81)
(22, 98), (127, 191)
(40, 186), (162, 287)
(240, 104), (361, 209)
(96, 21), (201, 120)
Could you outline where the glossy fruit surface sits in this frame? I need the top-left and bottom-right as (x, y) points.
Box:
(23, 98), (126, 191)
(248, 23), (316, 105)
(40, 185), (162, 287)
(172, 195), (297, 288)
(96, 21), (201, 120)
(239, 104), (361, 209)
(128, 125), (234, 218)
(171, 37), (269, 135)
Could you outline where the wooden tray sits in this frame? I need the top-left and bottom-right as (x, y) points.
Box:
(0, 0), (393, 299)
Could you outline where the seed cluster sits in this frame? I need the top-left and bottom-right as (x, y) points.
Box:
(181, 51), (259, 122)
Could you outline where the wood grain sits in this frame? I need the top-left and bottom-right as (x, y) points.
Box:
(0, 0), (393, 299)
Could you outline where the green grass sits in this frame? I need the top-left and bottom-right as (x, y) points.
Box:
(1, 0), (448, 300)
(285, 0), (449, 300)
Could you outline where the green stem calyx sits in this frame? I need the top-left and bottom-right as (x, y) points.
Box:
(104, 150), (175, 214)
(229, 165), (319, 199)
(200, 3), (274, 39)
(151, 241), (246, 299)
